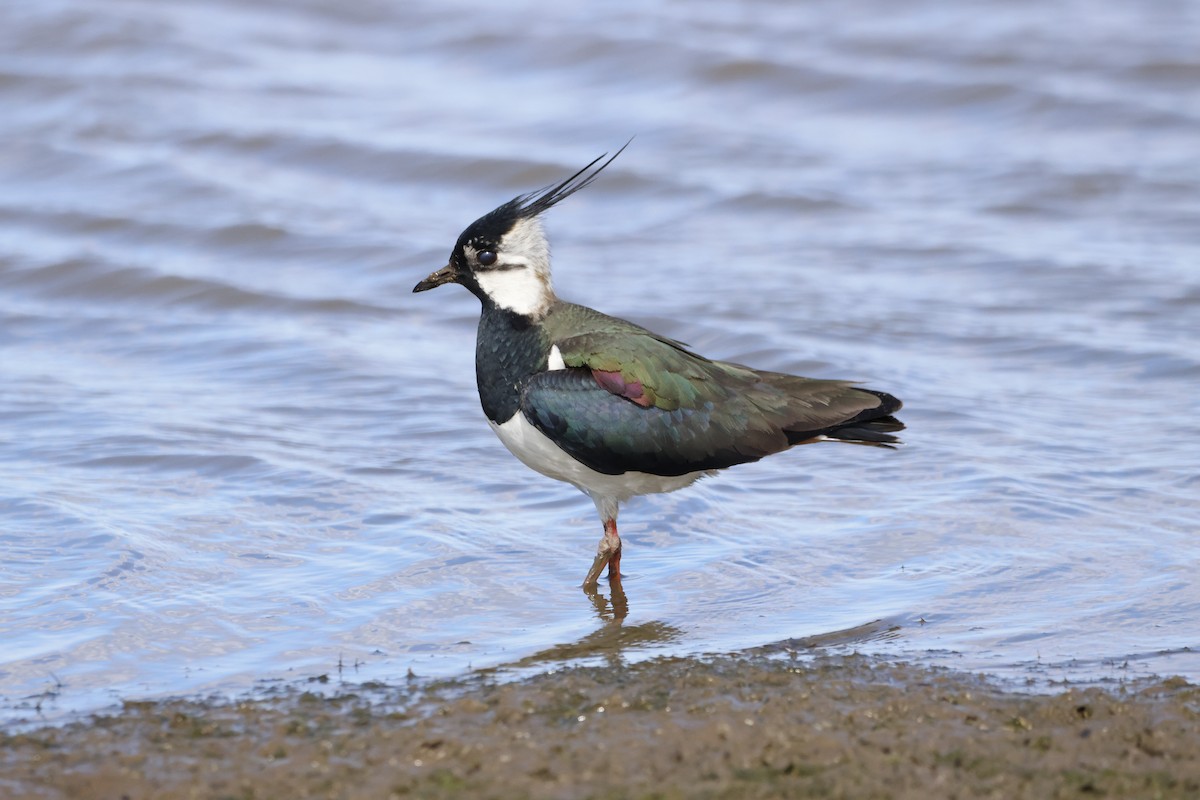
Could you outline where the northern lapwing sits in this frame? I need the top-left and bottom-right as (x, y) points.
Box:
(414, 146), (904, 587)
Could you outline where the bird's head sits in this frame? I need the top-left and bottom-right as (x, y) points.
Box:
(413, 144), (628, 319)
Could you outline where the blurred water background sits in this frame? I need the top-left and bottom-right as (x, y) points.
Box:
(2, 0), (1198, 723)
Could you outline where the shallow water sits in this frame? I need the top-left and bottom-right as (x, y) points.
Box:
(2, 0), (1199, 723)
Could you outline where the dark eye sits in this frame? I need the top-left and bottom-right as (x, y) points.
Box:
(477, 250), (497, 267)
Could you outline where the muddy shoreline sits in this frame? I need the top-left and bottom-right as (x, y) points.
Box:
(4, 653), (1198, 799)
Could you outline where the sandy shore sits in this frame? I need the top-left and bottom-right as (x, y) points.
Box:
(3, 654), (1198, 799)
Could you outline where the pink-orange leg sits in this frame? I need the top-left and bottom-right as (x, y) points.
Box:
(604, 518), (622, 580)
(583, 517), (623, 586)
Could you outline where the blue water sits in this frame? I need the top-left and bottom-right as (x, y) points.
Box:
(2, 0), (1198, 723)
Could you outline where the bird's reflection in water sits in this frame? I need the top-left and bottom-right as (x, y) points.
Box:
(585, 577), (628, 622)
(506, 578), (681, 670)
(505, 581), (907, 674)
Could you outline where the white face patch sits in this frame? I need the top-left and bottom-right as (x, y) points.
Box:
(473, 216), (556, 318)
(475, 267), (554, 318)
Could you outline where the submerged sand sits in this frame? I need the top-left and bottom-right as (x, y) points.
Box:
(3, 654), (1198, 799)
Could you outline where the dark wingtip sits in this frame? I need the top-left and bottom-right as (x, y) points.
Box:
(859, 389), (903, 417)
(515, 138), (633, 218)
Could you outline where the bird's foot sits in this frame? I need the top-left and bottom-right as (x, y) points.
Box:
(582, 525), (622, 587)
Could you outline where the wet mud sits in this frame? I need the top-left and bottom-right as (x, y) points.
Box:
(4, 654), (1198, 799)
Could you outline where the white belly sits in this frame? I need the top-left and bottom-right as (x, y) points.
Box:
(488, 412), (709, 506)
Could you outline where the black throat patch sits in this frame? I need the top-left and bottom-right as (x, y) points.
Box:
(475, 305), (550, 424)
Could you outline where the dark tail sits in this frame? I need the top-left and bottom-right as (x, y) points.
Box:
(788, 389), (905, 448)
(824, 415), (904, 447)
(826, 389), (904, 447)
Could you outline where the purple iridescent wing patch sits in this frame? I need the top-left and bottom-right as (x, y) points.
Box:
(591, 369), (653, 408)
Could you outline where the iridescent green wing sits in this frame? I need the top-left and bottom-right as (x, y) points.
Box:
(524, 303), (894, 477)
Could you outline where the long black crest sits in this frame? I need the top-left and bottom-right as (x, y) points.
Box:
(515, 139), (632, 218)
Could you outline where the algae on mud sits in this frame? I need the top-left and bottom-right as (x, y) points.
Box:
(4, 655), (1198, 799)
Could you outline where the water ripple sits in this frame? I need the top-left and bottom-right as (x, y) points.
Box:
(2, 0), (1199, 724)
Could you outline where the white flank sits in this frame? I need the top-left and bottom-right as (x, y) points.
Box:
(489, 413), (709, 520)
(474, 216), (556, 317)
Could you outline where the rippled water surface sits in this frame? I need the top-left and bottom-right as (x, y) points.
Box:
(3, 0), (1199, 722)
